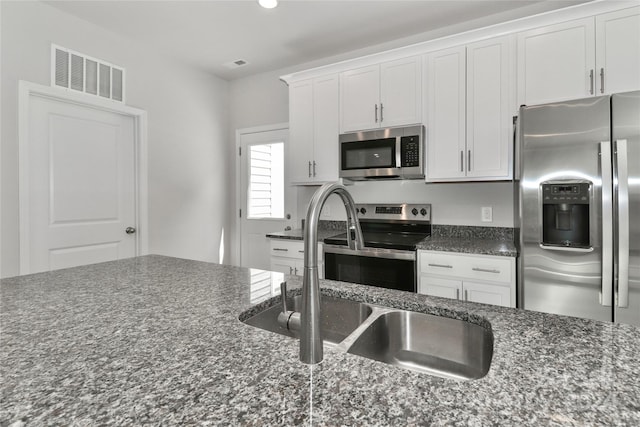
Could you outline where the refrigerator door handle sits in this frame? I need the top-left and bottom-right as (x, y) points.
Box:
(600, 141), (613, 307)
(615, 139), (630, 308)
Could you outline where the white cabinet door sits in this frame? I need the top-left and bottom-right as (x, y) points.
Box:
(289, 79), (314, 183)
(271, 257), (298, 275)
(596, 7), (640, 95)
(466, 35), (514, 180)
(312, 75), (340, 182)
(419, 275), (462, 299)
(463, 281), (512, 308)
(380, 56), (422, 128)
(517, 18), (595, 106)
(340, 65), (380, 132)
(426, 46), (466, 180)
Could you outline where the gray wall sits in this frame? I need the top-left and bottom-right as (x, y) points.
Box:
(1, 1), (231, 277)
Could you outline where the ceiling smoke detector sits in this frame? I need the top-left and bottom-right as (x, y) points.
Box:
(223, 59), (249, 69)
(258, 0), (278, 9)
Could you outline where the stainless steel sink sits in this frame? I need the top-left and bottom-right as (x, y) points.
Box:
(242, 295), (373, 344)
(346, 310), (493, 380)
(241, 296), (493, 380)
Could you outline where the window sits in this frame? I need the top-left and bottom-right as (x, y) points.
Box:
(248, 142), (284, 219)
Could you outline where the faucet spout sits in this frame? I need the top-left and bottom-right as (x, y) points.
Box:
(300, 182), (364, 364)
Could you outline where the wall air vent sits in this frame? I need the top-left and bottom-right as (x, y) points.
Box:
(52, 45), (125, 102)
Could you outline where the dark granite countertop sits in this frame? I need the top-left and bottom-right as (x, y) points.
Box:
(266, 228), (342, 242)
(416, 236), (518, 257)
(2, 255), (638, 425)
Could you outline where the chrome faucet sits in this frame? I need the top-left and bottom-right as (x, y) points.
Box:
(278, 182), (364, 364)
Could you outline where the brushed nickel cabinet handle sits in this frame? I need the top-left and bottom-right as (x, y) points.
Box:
(589, 69), (594, 95)
(600, 68), (605, 94)
(313, 161), (316, 177)
(460, 151), (464, 172)
(273, 248), (289, 252)
(455, 289), (460, 300)
(472, 267), (500, 274)
(428, 263), (453, 269)
(375, 104), (378, 123)
(468, 150), (471, 172)
(308, 161), (312, 178)
(380, 103), (384, 122)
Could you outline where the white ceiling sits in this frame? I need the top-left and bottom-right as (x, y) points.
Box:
(46, 0), (590, 81)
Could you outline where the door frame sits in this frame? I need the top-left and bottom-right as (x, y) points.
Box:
(233, 122), (290, 267)
(18, 80), (148, 274)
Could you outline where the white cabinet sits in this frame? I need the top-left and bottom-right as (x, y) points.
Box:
(289, 75), (339, 184)
(426, 35), (515, 182)
(595, 7), (640, 95)
(340, 57), (421, 133)
(417, 250), (516, 308)
(517, 7), (640, 105)
(269, 239), (323, 278)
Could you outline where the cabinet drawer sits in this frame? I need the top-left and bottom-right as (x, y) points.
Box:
(419, 251), (514, 284)
(269, 240), (322, 262)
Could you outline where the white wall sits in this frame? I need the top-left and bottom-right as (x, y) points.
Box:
(1, 1), (230, 277)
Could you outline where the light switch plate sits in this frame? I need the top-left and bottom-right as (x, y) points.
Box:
(481, 206), (493, 222)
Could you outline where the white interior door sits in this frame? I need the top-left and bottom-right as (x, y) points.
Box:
(238, 127), (295, 270)
(24, 94), (137, 273)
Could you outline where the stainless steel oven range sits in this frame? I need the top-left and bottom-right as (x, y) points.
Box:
(323, 203), (431, 292)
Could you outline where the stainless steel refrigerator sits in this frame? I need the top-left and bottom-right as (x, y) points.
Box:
(518, 91), (640, 326)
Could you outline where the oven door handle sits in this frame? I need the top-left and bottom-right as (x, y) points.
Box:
(323, 245), (416, 261)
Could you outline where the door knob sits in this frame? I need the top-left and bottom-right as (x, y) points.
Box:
(125, 227), (136, 234)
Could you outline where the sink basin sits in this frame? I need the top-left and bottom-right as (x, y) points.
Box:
(346, 310), (493, 380)
(242, 295), (373, 344)
(241, 294), (493, 380)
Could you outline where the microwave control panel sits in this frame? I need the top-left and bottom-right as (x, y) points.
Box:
(400, 135), (420, 167)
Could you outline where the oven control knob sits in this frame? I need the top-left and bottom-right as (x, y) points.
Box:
(420, 208), (427, 216)
(411, 208), (418, 216)
(360, 208), (367, 215)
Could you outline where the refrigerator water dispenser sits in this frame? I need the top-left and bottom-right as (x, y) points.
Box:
(541, 182), (591, 249)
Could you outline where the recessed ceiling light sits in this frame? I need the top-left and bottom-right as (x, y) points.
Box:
(258, 0), (278, 9)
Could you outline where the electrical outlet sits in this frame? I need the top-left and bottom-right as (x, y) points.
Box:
(481, 206), (493, 222)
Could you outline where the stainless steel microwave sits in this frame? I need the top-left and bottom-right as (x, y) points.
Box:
(339, 125), (425, 181)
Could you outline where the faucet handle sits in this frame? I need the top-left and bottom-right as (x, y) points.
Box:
(280, 281), (288, 313)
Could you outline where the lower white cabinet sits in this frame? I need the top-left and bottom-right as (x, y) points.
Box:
(417, 250), (515, 307)
(269, 239), (323, 278)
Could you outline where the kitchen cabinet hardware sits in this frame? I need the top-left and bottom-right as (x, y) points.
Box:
(468, 150), (471, 172)
(380, 103), (384, 122)
(460, 151), (464, 172)
(464, 290), (469, 301)
(600, 68), (605, 93)
(313, 161), (316, 177)
(375, 103), (378, 123)
(273, 248), (289, 252)
(308, 161), (312, 178)
(428, 263), (453, 269)
(472, 267), (501, 274)
(590, 69), (595, 95)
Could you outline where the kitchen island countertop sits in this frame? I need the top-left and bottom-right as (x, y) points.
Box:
(1, 255), (639, 425)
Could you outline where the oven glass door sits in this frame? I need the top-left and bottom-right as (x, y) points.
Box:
(324, 252), (416, 292)
(341, 138), (396, 170)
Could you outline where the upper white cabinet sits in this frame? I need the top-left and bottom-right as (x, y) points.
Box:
(340, 57), (422, 133)
(595, 7), (640, 95)
(518, 6), (640, 106)
(426, 35), (515, 182)
(289, 75), (340, 184)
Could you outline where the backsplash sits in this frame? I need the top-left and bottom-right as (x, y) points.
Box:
(431, 225), (514, 240)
